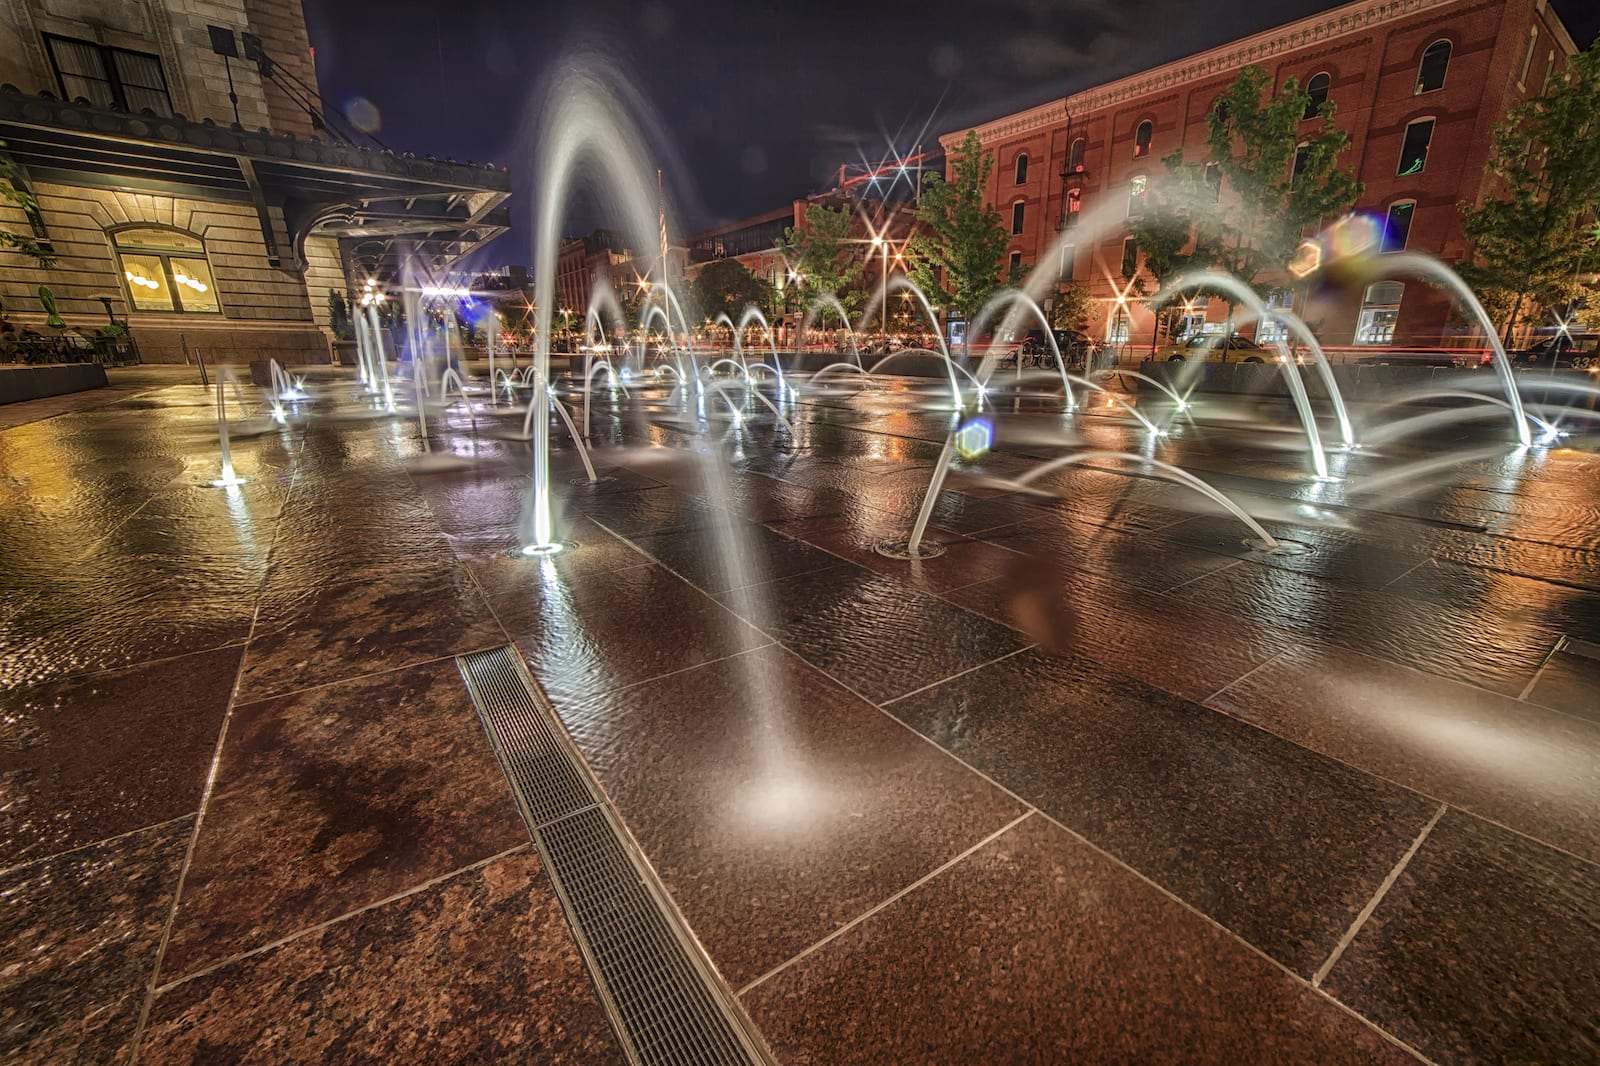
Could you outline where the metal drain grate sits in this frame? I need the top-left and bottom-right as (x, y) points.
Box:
(459, 646), (594, 827)
(542, 807), (756, 1065)
(457, 646), (768, 1066)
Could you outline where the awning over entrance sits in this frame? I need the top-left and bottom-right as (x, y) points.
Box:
(0, 86), (510, 282)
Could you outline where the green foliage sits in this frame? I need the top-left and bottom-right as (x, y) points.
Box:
(1127, 151), (1213, 290)
(692, 257), (770, 319)
(777, 202), (864, 315)
(907, 129), (1012, 323)
(1049, 285), (1094, 330)
(1198, 66), (1362, 289)
(1459, 36), (1600, 341)
(37, 285), (64, 328)
(328, 289), (354, 341)
(0, 149), (55, 268)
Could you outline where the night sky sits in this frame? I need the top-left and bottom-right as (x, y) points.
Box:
(302, 0), (1600, 269)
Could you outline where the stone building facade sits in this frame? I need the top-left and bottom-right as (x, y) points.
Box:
(940, 0), (1579, 351)
(0, 0), (508, 363)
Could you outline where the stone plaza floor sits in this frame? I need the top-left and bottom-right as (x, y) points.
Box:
(2, 362), (1598, 1063)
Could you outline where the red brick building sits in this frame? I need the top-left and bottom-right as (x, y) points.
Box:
(941, 0), (1579, 351)
(684, 151), (942, 333)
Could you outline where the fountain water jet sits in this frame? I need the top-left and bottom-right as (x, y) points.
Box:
(797, 294), (862, 369)
(1151, 272), (1336, 477)
(994, 452), (1288, 553)
(1378, 252), (1532, 447)
(968, 289), (1076, 408)
(211, 366), (245, 487)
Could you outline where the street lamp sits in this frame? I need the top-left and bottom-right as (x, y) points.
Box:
(872, 234), (887, 338)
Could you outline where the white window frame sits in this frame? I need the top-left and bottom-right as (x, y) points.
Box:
(1519, 26), (1539, 88)
(1415, 40), (1451, 95)
(1382, 200), (1417, 253)
(1133, 120), (1153, 159)
(1396, 118), (1435, 177)
(1355, 282), (1404, 345)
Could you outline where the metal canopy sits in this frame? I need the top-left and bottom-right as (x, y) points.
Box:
(0, 86), (510, 281)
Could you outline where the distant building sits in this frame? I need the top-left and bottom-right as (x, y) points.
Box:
(683, 148), (942, 330)
(0, 0), (508, 363)
(939, 0), (1579, 350)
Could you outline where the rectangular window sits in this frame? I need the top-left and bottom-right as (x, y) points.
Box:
(1127, 175), (1147, 218)
(170, 257), (220, 312)
(44, 35), (115, 108)
(1107, 308), (1130, 345)
(113, 50), (172, 115)
(1121, 237), (1138, 277)
(1397, 119), (1434, 176)
(1292, 145), (1309, 180)
(1012, 202), (1025, 235)
(1382, 202), (1415, 253)
(1258, 291), (1292, 345)
(1519, 28), (1539, 86)
(1541, 51), (1558, 96)
(1204, 162), (1222, 201)
(1059, 243), (1076, 280)
(120, 253), (175, 312)
(1008, 251), (1022, 274)
(1355, 281), (1404, 345)
(43, 34), (172, 115)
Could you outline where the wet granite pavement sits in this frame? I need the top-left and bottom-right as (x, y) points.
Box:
(2, 363), (1598, 1062)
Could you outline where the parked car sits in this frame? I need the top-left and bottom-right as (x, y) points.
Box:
(1156, 333), (1268, 363)
(1515, 335), (1599, 369)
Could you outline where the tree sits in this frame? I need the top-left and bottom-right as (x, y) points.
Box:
(0, 148), (55, 267)
(328, 289), (355, 340)
(691, 257), (769, 319)
(777, 202), (864, 320)
(1049, 285), (1094, 330)
(907, 129), (1012, 330)
(1459, 36), (1600, 343)
(1200, 66), (1362, 291)
(1128, 152), (1218, 349)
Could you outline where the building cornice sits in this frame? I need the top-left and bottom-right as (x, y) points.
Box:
(946, 0), (1470, 147)
(0, 85), (510, 191)
(941, 100), (1069, 152)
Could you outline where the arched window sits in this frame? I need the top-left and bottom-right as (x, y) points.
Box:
(112, 227), (219, 313)
(1067, 137), (1086, 173)
(1397, 118), (1435, 176)
(1014, 153), (1029, 185)
(1519, 27), (1539, 86)
(1011, 201), (1026, 235)
(1304, 72), (1330, 118)
(1416, 41), (1451, 94)
(1133, 120), (1153, 158)
(1382, 201), (1416, 253)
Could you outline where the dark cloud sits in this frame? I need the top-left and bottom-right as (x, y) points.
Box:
(301, 0), (1600, 269)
